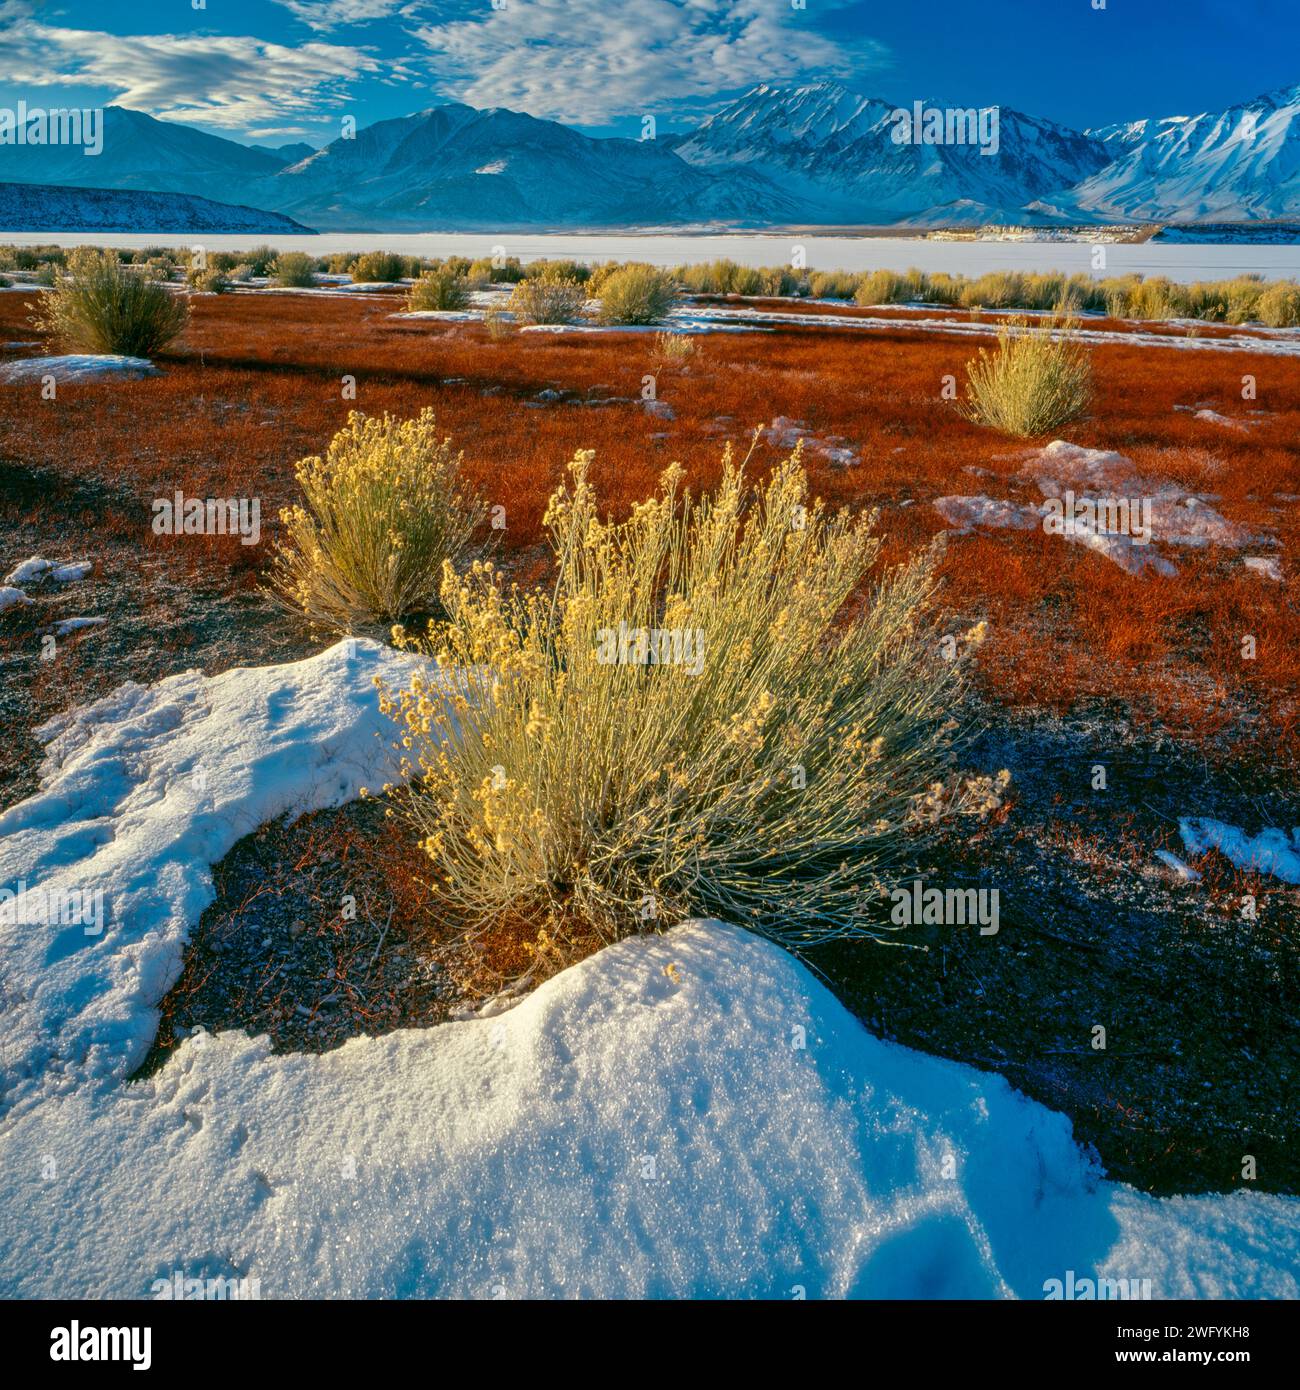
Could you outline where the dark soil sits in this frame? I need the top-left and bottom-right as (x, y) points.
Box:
(811, 701), (1300, 1197)
(0, 458), (315, 806)
(134, 798), (472, 1075)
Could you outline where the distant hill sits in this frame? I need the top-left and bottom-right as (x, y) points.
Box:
(0, 182), (312, 233)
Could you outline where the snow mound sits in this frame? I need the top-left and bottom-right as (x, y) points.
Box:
(932, 489), (1177, 577)
(766, 416), (859, 468)
(934, 494), (1039, 532)
(0, 638), (424, 1114)
(52, 616), (106, 637)
(1194, 409), (1249, 431)
(1023, 441), (1252, 549)
(935, 441), (1263, 576)
(1180, 818), (1300, 884)
(0, 355), (160, 384)
(6, 556), (92, 585)
(0, 641), (1297, 1300)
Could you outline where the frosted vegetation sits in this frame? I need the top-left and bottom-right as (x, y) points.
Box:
(379, 445), (988, 988)
(268, 409), (485, 634)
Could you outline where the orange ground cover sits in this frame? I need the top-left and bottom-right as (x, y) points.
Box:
(0, 288), (1295, 762)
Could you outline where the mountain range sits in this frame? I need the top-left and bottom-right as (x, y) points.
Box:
(0, 82), (1296, 231)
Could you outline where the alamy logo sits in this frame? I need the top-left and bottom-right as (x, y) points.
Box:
(890, 102), (1000, 156)
(151, 1270), (261, 1300)
(596, 622), (706, 676)
(0, 880), (105, 935)
(152, 491), (261, 546)
(0, 102), (103, 156)
(50, 1322), (151, 1369)
(1043, 490), (1152, 544)
(890, 879), (999, 935)
(1043, 1270), (1152, 1300)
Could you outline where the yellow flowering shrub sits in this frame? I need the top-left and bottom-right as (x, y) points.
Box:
(383, 442), (970, 985)
(269, 409), (485, 634)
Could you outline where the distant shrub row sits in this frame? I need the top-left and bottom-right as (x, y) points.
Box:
(816, 265), (1300, 328)
(6, 243), (1298, 327)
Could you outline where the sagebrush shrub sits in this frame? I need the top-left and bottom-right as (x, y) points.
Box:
(30, 247), (189, 356)
(960, 316), (1094, 437)
(187, 266), (230, 294)
(268, 409), (486, 634)
(351, 251), (406, 283)
(408, 270), (471, 311)
(507, 277), (587, 325)
(855, 269), (914, 306)
(270, 252), (317, 287)
(383, 445), (970, 985)
(809, 270), (860, 299)
(245, 245), (279, 277)
(1257, 281), (1300, 327)
(650, 331), (697, 366)
(596, 264), (676, 325)
(522, 258), (590, 284)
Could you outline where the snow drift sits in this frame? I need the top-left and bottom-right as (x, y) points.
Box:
(0, 640), (1297, 1299)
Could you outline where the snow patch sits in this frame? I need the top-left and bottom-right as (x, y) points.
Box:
(4, 556), (92, 585)
(0, 638), (425, 1114)
(0, 584), (32, 613)
(1193, 409), (1249, 431)
(0, 355), (159, 384)
(1244, 555), (1284, 582)
(51, 616), (106, 637)
(766, 416), (859, 468)
(1179, 819), (1300, 885)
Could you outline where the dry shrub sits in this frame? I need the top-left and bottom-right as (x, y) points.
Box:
(1257, 281), (1300, 328)
(383, 444), (970, 987)
(351, 250), (406, 283)
(408, 270), (471, 312)
(270, 252), (317, 287)
(595, 264), (676, 325)
(961, 316), (1094, 437)
(269, 409), (485, 634)
(650, 331), (697, 366)
(29, 247), (189, 357)
(507, 277), (587, 326)
(187, 266), (230, 294)
(482, 305), (513, 340)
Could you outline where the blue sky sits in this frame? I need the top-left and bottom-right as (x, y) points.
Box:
(0, 0), (1294, 147)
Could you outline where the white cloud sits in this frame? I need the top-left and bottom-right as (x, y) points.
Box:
(0, 0), (884, 133)
(411, 0), (886, 125)
(272, 0), (411, 32)
(1, 17), (383, 130)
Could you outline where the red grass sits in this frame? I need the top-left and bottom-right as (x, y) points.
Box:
(1, 289), (1296, 763)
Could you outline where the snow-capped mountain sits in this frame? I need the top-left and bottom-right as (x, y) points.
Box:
(668, 82), (1111, 224)
(3, 82), (1300, 230)
(260, 104), (798, 230)
(1073, 82), (1300, 222)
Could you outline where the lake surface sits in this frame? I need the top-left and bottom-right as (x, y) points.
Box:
(3, 230), (1299, 283)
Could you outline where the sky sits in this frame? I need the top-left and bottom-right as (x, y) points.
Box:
(0, 0), (1295, 147)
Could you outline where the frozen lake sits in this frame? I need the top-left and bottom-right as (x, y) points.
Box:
(3, 230), (1299, 283)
